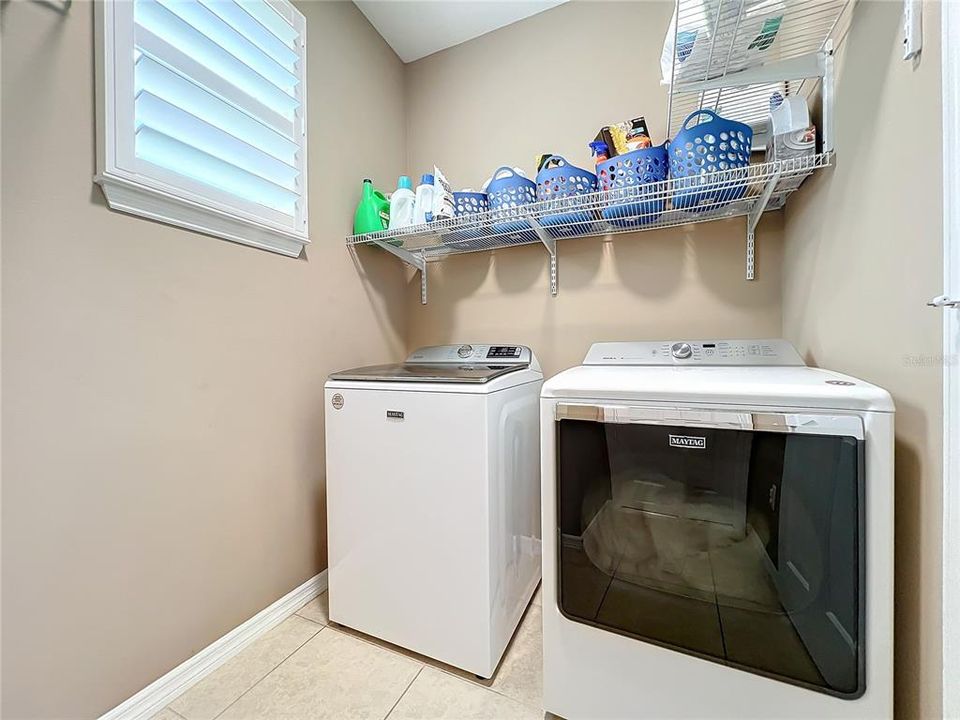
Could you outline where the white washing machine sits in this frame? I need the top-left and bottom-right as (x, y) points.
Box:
(325, 344), (543, 678)
(541, 340), (894, 720)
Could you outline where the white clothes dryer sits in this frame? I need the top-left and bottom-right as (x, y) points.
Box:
(540, 339), (894, 719)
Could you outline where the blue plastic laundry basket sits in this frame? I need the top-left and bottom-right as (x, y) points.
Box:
(454, 191), (489, 217)
(669, 109), (753, 211)
(487, 167), (538, 242)
(535, 156), (600, 238)
(596, 144), (670, 227)
(442, 191), (490, 249)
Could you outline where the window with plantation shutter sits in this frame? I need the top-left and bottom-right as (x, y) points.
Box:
(95, 0), (308, 257)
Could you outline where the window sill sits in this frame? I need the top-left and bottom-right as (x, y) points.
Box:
(94, 173), (309, 258)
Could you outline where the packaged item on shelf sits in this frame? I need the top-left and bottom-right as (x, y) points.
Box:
(353, 178), (390, 235)
(536, 154), (559, 172)
(593, 128), (617, 157)
(770, 125), (817, 163)
(769, 93), (811, 136)
(589, 141), (609, 163)
(413, 173), (435, 225)
(595, 117), (651, 157)
(431, 166), (455, 222)
(535, 155), (600, 238)
(388, 175), (415, 230)
(668, 109), (753, 211)
(612, 117), (653, 153)
(767, 93), (815, 163)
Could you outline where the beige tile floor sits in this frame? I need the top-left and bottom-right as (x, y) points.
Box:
(156, 585), (549, 720)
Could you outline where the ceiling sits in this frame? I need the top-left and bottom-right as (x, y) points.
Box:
(354, 1), (568, 63)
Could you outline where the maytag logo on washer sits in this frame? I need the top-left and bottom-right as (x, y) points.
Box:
(669, 434), (706, 449)
(331, 393), (344, 410)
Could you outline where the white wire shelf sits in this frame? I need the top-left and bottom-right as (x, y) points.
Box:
(347, 153), (831, 303)
(665, 0), (852, 144)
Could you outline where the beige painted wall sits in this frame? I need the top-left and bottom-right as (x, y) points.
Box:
(781, 2), (944, 718)
(0, 1), (406, 717)
(403, 1), (785, 376)
(1, 1), (948, 718)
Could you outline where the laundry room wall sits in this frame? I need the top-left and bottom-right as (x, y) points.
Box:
(402, 1), (785, 376)
(780, 1), (944, 718)
(0, 1), (406, 717)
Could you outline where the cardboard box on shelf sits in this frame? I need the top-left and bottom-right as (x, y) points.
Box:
(595, 116), (652, 157)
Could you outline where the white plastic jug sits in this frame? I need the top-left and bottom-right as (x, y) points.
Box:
(388, 176), (416, 230)
(413, 173), (435, 225)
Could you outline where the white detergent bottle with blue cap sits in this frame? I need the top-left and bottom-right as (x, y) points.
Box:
(388, 176), (416, 230)
(413, 173), (435, 225)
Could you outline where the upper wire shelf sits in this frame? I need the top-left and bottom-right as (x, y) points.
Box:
(347, 153), (831, 303)
(665, 0), (852, 140)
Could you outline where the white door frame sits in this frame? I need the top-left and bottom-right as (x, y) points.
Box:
(942, 1), (960, 718)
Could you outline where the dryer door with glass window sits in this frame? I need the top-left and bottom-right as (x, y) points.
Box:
(554, 404), (864, 698)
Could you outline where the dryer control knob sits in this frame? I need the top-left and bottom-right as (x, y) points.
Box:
(671, 342), (693, 359)
(457, 344), (474, 358)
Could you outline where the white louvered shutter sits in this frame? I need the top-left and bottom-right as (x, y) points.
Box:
(96, 0), (308, 256)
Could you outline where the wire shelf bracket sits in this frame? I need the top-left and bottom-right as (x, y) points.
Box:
(528, 216), (559, 296)
(745, 163), (782, 280)
(367, 237), (429, 304)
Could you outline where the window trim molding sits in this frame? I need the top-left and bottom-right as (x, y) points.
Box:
(93, 0), (309, 258)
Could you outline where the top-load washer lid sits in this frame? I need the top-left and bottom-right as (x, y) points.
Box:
(328, 363), (525, 384)
(328, 344), (534, 384)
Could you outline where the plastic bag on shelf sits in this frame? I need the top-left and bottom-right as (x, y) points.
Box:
(661, 0), (786, 87)
(660, 0), (715, 86)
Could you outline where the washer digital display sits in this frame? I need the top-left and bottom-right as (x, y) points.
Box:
(487, 346), (521, 359)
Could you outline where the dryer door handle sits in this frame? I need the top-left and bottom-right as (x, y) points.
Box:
(554, 403), (864, 439)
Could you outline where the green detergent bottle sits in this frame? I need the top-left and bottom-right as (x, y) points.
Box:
(353, 179), (391, 235)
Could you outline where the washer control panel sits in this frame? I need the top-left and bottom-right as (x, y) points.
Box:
(584, 339), (805, 366)
(407, 344), (530, 365)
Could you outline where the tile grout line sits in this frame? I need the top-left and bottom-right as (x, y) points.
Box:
(382, 665), (424, 720)
(484, 683), (543, 713)
(294, 611), (327, 627)
(326, 602), (544, 712)
(326, 624), (493, 690)
(431, 647), (542, 712)
(207, 625), (326, 720)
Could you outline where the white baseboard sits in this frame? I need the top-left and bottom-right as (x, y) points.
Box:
(100, 570), (328, 720)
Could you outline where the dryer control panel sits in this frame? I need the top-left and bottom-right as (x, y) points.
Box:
(406, 344), (531, 365)
(583, 339), (805, 366)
